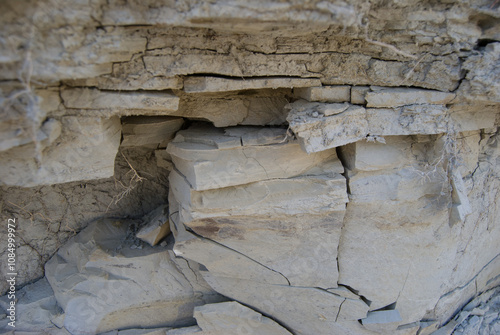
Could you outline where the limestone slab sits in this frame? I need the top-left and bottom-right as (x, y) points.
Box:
(172, 217), (289, 285)
(193, 301), (292, 334)
(170, 169), (347, 288)
(45, 219), (222, 335)
(0, 116), (121, 187)
(351, 86), (370, 104)
(61, 88), (179, 111)
(184, 76), (321, 93)
(167, 124), (342, 190)
(361, 310), (403, 324)
(121, 116), (184, 147)
(339, 136), (415, 171)
(294, 85), (351, 102)
(287, 101), (368, 153)
(201, 274), (370, 335)
(365, 87), (455, 108)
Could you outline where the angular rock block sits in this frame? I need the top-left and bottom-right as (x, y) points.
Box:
(167, 124), (343, 190)
(45, 219), (222, 335)
(61, 88), (180, 112)
(365, 87), (455, 108)
(121, 116), (184, 148)
(339, 136), (416, 171)
(170, 169), (348, 288)
(136, 205), (171, 246)
(201, 274), (370, 335)
(294, 85), (351, 102)
(193, 301), (292, 334)
(184, 76), (321, 93)
(0, 116), (121, 187)
(287, 101), (368, 153)
(0, 278), (61, 332)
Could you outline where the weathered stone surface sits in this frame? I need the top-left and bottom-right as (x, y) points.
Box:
(351, 86), (370, 105)
(0, 116), (121, 187)
(287, 101), (368, 153)
(121, 116), (184, 148)
(45, 219), (222, 335)
(0, 277), (62, 332)
(458, 43), (500, 103)
(294, 85), (351, 102)
(365, 87), (455, 108)
(201, 274), (370, 335)
(167, 124), (342, 190)
(61, 88), (180, 112)
(136, 205), (171, 246)
(172, 217), (289, 285)
(339, 136), (416, 171)
(361, 310), (403, 325)
(170, 169), (347, 288)
(166, 326), (202, 334)
(184, 76), (320, 93)
(193, 301), (292, 334)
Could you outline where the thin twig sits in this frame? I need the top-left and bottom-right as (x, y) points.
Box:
(365, 39), (418, 60)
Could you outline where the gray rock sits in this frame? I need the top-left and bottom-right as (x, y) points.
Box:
(201, 274), (370, 335)
(193, 301), (292, 334)
(45, 218), (222, 335)
(136, 205), (171, 246)
(361, 310), (403, 324)
(167, 124), (342, 190)
(61, 88), (180, 112)
(351, 86), (370, 105)
(184, 76), (321, 93)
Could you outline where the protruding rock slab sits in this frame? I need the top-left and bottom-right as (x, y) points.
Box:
(294, 85), (351, 102)
(167, 123), (343, 190)
(0, 116), (121, 187)
(45, 219), (223, 335)
(184, 76), (321, 93)
(121, 116), (184, 148)
(201, 274), (370, 335)
(287, 101), (368, 153)
(193, 301), (293, 334)
(170, 169), (347, 288)
(61, 88), (180, 112)
(365, 87), (455, 108)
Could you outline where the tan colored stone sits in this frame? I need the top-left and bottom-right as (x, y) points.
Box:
(167, 124), (342, 191)
(184, 76), (321, 93)
(121, 116), (184, 147)
(61, 88), (179, 112)
(365, 87), (455, 108)
(136, 205), (171, 246)
(351, 86), (370, 105)
(294, 85), (351, 102)
(287, 101), (368, 153)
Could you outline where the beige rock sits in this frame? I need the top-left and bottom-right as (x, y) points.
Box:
(136, 205), (171, 246)
(167, 124), (342, 191)
(294, 85), (351, 102)
(201, 274), (370, 335)
(287, 101), (368, 153)
(61, 88), (180, 112)
(184, 76), (321, 93)
(365, 87), (455, 108)
(65, 75), (184, 91)
(339, 136), (415, 171)
(351, 86), (370, 104)
(45, 219), (222, 335)
(166, 326), (202, 334)
(193, 301), (292, 334)
(121, 116), (184, 148)
(170, 169), (347, 288)
(0, 116), (121, 187)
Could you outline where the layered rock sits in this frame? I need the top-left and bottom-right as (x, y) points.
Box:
(44, 218), (223, 335)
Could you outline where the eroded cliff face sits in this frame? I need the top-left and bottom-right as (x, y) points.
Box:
(0, 1), (499, 334)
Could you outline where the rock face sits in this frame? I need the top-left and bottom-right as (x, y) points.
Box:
(1, 1), (500, 335)
(45, 219), (223, 335)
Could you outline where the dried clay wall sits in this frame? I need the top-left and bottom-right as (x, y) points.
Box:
(0, 1), (500, 334)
